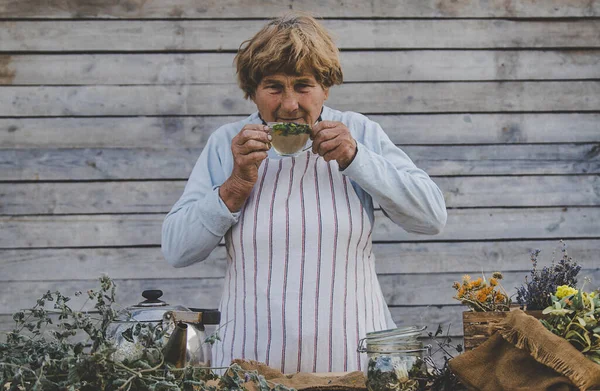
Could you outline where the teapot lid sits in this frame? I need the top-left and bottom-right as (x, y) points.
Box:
(117, 290), (189, 322)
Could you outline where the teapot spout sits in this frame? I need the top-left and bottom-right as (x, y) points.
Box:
(163, 322), (188, 368)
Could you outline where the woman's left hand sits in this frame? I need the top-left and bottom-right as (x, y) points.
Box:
(311, 121), (357, 170)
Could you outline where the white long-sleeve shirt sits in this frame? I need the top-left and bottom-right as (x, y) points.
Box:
(162, 106), (447, 268)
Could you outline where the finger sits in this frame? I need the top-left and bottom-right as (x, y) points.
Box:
(312, 131), (343, 155)
(236, 127), (271, 145)
(311, 120), (339, 137)
(236, 151), (269, 166)
(236, 139), (271, 154)
(314, 136), (343, 156)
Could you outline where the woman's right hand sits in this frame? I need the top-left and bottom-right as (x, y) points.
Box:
(219, 124), (271, 212)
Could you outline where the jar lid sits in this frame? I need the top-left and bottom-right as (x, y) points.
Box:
(365, 325), (426, 343)
(357, 326), (426, 353)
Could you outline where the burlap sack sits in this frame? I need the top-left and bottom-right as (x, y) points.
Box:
(450, 309), (600, 391)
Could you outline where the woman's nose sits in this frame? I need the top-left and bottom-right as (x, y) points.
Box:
(281, 92), (299, 112)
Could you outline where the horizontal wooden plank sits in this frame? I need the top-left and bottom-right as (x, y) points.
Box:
(1, 143), (598, 181)
(2, 268), (599, 314)
(378, 268), (600, 306)
(374, 239), (600, 275)
(2, 114), (600, 149)
(436, 175), (600, 208)
(3, 81), (600, 116)
(1, 207), (599, 248)
(3, 50), (600, 85)
(0, 181), (185, 214)
(375, 207), (600, 242)
(0, 278), (224, 317)
(1, 175), (599, 215)
(1, 20), (599, 52)
(328, 81), (600, 114)
(1, 0), (598, 19)
(2, 240), (598, 280)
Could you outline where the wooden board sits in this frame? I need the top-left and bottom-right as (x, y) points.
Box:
(1, 175), (599, 215)
(1, 0), (598, 19)
(1, 207), (599, 248)
(3, 50), (600, 85)
(1, 143), (598, 181)
(2, 268), (599, 313)
(1, 20), (599, 52)
(2, 114), (599, 149)
(374, 207), (600, 242)
(2, 239), (598, 280)
(2, 82), (600, 116)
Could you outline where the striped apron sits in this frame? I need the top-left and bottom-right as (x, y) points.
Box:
(213, 150), (394, 373)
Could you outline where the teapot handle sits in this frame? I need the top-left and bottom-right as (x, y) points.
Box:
(169, 310), (221, 325)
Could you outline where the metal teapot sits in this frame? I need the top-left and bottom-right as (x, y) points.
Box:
(107, 289), (220, 368)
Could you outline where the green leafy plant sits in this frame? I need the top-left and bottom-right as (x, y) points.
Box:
(0, 276), (294, 391)
(541, 281), (600, 365)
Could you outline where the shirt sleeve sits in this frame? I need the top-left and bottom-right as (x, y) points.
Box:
(341, 119), (447, 235)
(161, 129), (239, 268)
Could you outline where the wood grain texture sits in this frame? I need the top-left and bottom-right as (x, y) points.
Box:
(3, 50), (600, 85)
(1, 176), (599, 215)
(2, 239), (598, 280)
(1, 0), (599, 19)
(1, 143), (598, 181)
(3, 82), (599, 116)
(2, 268), (599, 313)
(1, 208), (599, 248)
(2, 114), (599, 149)
(1, 20), (599, 52)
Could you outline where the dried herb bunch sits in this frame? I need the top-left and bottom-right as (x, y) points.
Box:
(452, 272), (511, 312)
(541, 281), (600, 365)
(423, 325), (466, 391)
(516, 241), (582, 310)
(0, 276), (294, 391)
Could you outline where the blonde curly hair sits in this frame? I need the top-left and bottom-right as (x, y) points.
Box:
(235, 12), (343, 99)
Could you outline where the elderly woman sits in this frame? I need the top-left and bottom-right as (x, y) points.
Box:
(162, 13), (447, 374)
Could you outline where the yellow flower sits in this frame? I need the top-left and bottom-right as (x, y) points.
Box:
(494, 292), (506, 303)
(476, 290), (488, 303)
(489, 278), (498, 287)
(555, 285), (578, 299)
(472, 278), (483, 288)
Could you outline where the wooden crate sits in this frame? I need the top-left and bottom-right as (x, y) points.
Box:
(462, 309), (545, 351)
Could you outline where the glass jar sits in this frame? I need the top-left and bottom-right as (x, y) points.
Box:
(358, 326), (430, 391)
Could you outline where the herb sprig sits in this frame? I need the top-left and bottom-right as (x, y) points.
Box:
(270, 123), (311, 136)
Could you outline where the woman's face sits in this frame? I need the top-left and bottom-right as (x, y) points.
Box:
(252, 73), (329, 126)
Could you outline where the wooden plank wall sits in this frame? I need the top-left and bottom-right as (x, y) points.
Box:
(1, 0), (600, 341)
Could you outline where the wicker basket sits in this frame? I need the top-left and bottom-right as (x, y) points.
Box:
(462, 309), (545, 351)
